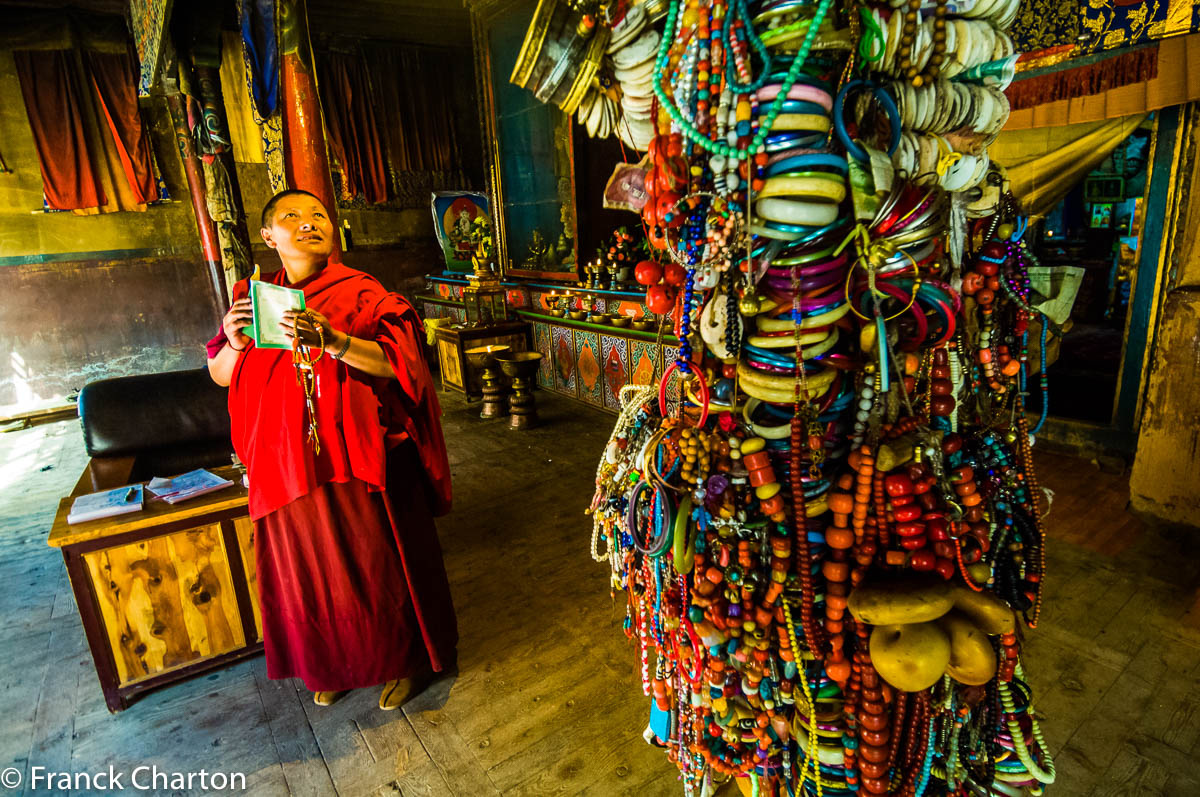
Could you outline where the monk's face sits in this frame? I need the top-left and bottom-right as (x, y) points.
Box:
(261, 194), (335, 263)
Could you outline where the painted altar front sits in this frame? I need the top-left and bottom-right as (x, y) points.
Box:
(419, 275), (679, 413)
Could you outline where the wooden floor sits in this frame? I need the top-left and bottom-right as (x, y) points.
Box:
(2, 391), (1200, 796)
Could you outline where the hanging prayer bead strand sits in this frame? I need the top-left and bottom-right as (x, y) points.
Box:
(291, 310), (325, 454)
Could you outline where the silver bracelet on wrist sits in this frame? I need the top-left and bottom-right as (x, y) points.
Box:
(332, 334), (352, 360)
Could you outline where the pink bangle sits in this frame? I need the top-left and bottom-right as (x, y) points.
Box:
(755, 83), (834, 112)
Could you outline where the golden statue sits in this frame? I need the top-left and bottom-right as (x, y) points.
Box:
(524, 229), (549, 268)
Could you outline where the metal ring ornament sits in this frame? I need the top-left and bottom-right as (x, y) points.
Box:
(833, 79), (901, 163)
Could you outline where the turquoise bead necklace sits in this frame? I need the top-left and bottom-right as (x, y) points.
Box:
(653, 0), (836, 159)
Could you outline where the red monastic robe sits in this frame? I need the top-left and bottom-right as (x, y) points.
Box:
(207, 263), (457, 690)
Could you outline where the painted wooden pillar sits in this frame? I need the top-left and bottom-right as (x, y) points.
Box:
(1129, 104), (1200, 527)
(278, 0), (341, 261)
(192, 62), (256, 294)
(166, 93), (227, 314)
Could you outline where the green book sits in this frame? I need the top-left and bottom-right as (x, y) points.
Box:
(244, 280), (306, 349)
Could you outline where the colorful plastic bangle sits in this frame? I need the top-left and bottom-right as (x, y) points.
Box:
(754, 82), (834, 112)
(766, 153), (849, 177)
(764, 131), (827, 153)
(757, 300), (851, 331)
(767, 99), (832, 118)
(771, 244), (844, 267)
(769, 114), (833, 134)
(758, 174), (847, 202)
(756, 197), (841, 227)
(764, 268), (846, 294)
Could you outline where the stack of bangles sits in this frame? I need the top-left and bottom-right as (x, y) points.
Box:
(851, 276), (959, 351)
(872, 184), (948, 243)
(627, 479), (675, 558)
(744, 72), (851, 246)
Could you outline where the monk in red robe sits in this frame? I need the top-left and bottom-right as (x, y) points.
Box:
(206, 189), (457, 708)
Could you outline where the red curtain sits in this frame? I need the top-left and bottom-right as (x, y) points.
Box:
(364, 46), (461, 174)
(13, 47), (157, 211)
(85, 50), (157, 204)
(318, 52), (388, 204)
(12, 49), (106, 210)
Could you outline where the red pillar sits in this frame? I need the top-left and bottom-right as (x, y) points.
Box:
(278, 0), (341, 261)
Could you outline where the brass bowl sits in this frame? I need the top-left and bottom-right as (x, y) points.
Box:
(631, 319), (653, 331)
(611, 316), (631, 328)
(495, 351), (544, 379)
(569, 310), (588, 320)
(588, 313), (608, 324)
(465, 344), (512, 371)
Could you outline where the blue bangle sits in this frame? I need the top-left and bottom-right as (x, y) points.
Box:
(782, 216), (852, 249)
(766, 152), (849, 178)
(762, 70), (833, 94)
(756, 0), (815, 16)
(759, 99), (830, 118)
(743, 342), (837, 365)
(833, 79), (901, 163)
(764, 131), (826, 153)
(759, 218), (827, 235)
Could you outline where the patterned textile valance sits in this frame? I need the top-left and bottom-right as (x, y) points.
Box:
(1013, 0), (1200, 54)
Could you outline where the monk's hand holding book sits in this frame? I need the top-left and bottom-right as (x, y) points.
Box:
(222, 298), (254, 351)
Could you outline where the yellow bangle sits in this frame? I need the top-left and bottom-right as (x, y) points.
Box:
(756, 301), (851, 332)
(795, 730), (847, 764)
(769, 113), (832, 134)
(742, 399), (790, 440)
(758, 174), (847, 203)
(736, 361), (837, 403)
(747, 328), (830, 349)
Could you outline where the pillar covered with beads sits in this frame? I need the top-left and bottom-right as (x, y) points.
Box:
(506, 0), (1062, 794)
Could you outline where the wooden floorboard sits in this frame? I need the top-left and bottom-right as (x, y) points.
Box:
(252, 669), (337, 796)
(4, 392), (1200, 795)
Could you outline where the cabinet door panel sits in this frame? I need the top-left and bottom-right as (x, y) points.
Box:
(83, 523), (245, 685)
(232, 517), (262, 642)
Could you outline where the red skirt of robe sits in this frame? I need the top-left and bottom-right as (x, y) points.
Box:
(254, 441), (458, 691)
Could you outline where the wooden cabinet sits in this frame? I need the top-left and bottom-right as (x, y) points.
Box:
(48, 468), (261, 712)
(433, 320), (531, 395)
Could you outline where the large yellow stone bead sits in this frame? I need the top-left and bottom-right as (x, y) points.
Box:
(741, 436), (766, 454)
(756, 482), (782, 500)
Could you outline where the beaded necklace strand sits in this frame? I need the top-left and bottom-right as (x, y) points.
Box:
(291, 310), (325, 454)
(654, 0), (836, 159)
